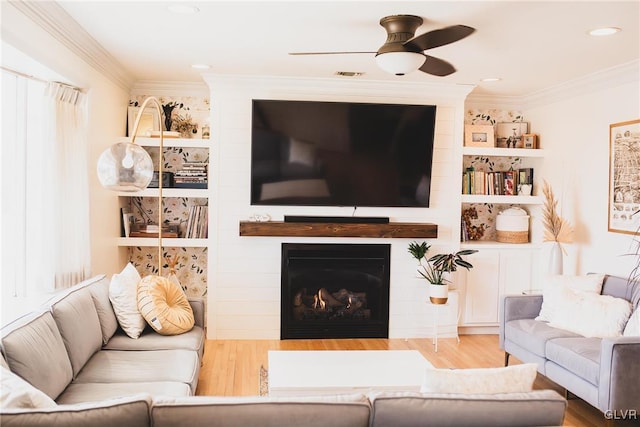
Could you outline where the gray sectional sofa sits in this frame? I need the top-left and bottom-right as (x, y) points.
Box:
(500, 274), (640, 416)
(1, 274), (568, 426)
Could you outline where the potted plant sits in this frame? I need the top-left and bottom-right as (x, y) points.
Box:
(408, 241), (478, 304)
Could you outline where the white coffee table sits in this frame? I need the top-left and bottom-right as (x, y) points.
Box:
(268, 350), (432, 396)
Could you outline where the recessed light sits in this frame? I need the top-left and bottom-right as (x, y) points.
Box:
(588, 27), (621, 36)
(191, 64), (211, 70)
(167, 4), (200, 14)
(335, 71), (365, 77)
(481, 77), (501, 82)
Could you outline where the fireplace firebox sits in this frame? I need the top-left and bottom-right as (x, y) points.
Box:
(281, 243), (390, 339)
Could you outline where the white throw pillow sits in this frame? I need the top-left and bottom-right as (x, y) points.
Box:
(0, 366), (57, 409)
(421, 363), (538, 394)
(549, 287), (632, 338)
(623, 307), (640, 336)
(536, 274), (605, 322)
(109, 263), (146, 339)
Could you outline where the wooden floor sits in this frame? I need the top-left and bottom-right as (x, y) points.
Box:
(196, 335), (618, 427)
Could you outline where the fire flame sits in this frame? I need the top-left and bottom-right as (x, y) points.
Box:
(313, 290), (327, 310)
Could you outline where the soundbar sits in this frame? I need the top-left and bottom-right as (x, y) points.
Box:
(284, 215), (389, 224)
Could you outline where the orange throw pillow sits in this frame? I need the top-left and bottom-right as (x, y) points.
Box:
(137, 275), (194, 335)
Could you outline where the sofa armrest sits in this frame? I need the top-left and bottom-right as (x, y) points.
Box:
(188, 298), (205, 329)
(598, 336), (640, 413)
(499, 295), (543, 349)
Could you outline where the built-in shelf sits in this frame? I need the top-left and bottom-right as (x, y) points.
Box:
(461, 195), (543, 204)
(239, 221), (438, 238)
(461, 241), (543, 249)
(462, 147), (545, 157)
(117, 237), (208, 247)
(117, 137), (209, 148)
(116, 188), (208, 198)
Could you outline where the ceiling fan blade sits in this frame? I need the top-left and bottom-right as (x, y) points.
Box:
(419, 55), (456, 77)
(405, 25), (475, 51)
(289, 51), (376, 56)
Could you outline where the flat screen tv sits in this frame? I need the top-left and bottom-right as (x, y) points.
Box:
(251, 99), (437, 207)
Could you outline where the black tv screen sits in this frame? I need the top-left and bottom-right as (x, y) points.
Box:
(251, 99), (436, 207)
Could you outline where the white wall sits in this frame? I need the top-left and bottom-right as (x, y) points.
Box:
(525, 63), (640, 278)
(203, 75), (473, 339)
(1, 2), (130, 279)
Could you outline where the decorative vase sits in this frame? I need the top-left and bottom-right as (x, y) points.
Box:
(429, 283), (449, 304)
(549, 242), (563, 275)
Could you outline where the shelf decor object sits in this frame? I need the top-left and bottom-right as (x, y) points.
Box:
(464, 124), (495, 147)
(97, 96), (166, 274)
(541, 179), (573, 275)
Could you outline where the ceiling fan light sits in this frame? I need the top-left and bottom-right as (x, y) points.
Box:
(375, 52), (425, 76)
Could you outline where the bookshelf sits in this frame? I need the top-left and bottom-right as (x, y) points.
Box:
(460, 146), (545, 247)
(117, 137), (210, 246)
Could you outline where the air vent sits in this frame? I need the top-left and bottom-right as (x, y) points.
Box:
(335, 71), (365, 77)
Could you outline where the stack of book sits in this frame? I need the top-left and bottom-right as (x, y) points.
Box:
(185, 205), (208, 238)
(462, 167), (533, 196)
(174, 162), (208, 188)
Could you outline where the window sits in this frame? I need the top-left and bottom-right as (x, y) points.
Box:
(1, 44), (90, 325)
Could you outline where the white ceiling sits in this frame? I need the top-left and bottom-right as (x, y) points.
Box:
(56, 1), (640, 97)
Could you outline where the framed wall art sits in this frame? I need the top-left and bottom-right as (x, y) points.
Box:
(128, 106), (161, 137)
(608, 118), (640, 234)
(464, 125), (495, 147)
(496, 122), (529, 148)
(523, 133), (537, 149)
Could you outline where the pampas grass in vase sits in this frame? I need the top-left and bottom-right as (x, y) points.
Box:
(542, 179), (574, 274)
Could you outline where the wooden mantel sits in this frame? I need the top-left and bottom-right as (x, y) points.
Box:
(239, 221), (438, 238)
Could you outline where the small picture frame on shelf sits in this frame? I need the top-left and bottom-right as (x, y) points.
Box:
(464, 125), (495, 147)
(496, 122), (529, 148)
(523, 133), (537, 149)
(128, 106), (161, 137)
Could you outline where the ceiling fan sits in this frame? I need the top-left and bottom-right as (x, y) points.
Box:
(290, 15), (475, 76)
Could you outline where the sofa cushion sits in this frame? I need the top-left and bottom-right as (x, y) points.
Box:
(0, 394), (152, 427)
(87, 275), (119, 344)
(0, 311), (73, 400)
(50, 286), (103, 378)
(73, 349), (199, 394)
(150, 394), (372, 427)
(109, 263), (146, 339)
(0, 365), (57, 409)
(421, 363), (537, 394)
(104, 326), (204, 358)
(546, 337), (601, 386)
(505, 318), (580, 357)
(548, 288), (632, 338)
(137, 275), (194, 335)
(57, 381), (191, 405)
(536, 274), (604, 322)
(368, 390), (567, 427)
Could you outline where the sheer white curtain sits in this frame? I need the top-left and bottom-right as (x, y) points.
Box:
(44, 82), (91, 289)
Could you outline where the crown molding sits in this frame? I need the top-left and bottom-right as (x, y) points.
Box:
(203, 74), (476, 104)
(9, 0), (133, 90)
(131, 81), (209, 97)
(467, 60), (639, 109)
(521, 59), (639, 109)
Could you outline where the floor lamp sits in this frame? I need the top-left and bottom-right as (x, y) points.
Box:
(97, 96), (165, 275)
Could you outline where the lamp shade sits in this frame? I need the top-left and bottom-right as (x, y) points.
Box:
(97, 142), (154, 191)
(375, 52), (426, 75)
